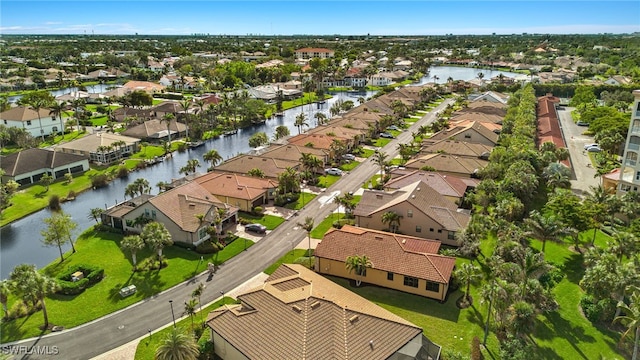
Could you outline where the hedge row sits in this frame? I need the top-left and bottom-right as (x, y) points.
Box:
(56, 264), (105, 295)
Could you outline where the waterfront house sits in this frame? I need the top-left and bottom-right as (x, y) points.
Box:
(55, 133), (140, 164)
(206, 263), (441, 360)
(122, 80), (165, 94)
(315, 225), (456, 301)
(212, 155), (300, 180)
(404, 153), (488, 178)
(353, 180), (470, 246)
(0, 106), (61, 138)
(1, 148), (89, 186)
(260, 144), (330, 168)
(195, 172), (278, 212)
(121, 118), (187, 143)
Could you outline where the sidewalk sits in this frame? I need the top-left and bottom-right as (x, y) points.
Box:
(90, 272), (270, 360)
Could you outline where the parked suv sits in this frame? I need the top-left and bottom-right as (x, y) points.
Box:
(245, 223), (267, 234)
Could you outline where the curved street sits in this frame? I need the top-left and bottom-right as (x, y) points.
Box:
(5, 99), (453, 360)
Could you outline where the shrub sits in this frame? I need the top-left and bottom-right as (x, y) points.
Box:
(580, 295), (616, 323)
(332, 219), (355, 229)
(137, 257), (168, 271)
(116, 166), (129, 178)
(67, 189), (77, 200)
(252, 206), (264, 215)
(174, 241), (196, 251)
(238, 218), (252, 225)
(274, 193), (299, 206)
(91, 174), (110, 189)
(135, 161), (147, 170)
(177, 142), (188, 152)
(49, 194), (62, 211)
(195, 241), (221, 254)
(198, 338), (215, 360)
(56, 264), (104, 295)
(5, 301), (42, 321)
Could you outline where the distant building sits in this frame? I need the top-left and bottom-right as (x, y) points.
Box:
(1, 148), (89, 186)
(0, 106), (61, 138)
(294, 47), (335, 59)
(55, 133), (140, 164)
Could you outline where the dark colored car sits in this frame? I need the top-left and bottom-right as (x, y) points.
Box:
(245, 223), (267, 234)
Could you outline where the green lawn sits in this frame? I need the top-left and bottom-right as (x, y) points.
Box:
(131, 145), (165, 160)
(363, 174), (382, 189)
(339, 161), (360, 172)
(1, 228), (253, 342)
(39, 130), (88, 148)
(238, 213), (285, 230)
(310, 213), (342, 239)
(281, 93), (331, 111)
(317, 174), (341, 188)
(90, 116), (108, 126)
(264, 249), (309, 275)
(283, 192), (317, 210)
(134, 297), (237, 360)
(373, 138), (392, 147)
(359, 148), (375, 158)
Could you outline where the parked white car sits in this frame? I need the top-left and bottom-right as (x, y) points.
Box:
(325, 168), (343, 176)
(584, 143), (599, 150)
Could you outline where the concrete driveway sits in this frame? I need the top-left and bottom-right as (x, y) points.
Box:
(556, 106), (600, 195)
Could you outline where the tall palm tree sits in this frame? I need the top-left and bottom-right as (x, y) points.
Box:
(454, 263), (482, 304)
(120, 235), (144, 271)
(373, 150), (388, 181)
(0, 280), (10, 318)
(180, 99), (192, 141)
(345, 255), (372, 287)
(381, 211), (401, 233)
(49, 101), (68, 136)
(615, 285), (640, 360)
(155, 327), (200, 360)
(297, 216), (315, 268)
(183, 298), (198, 329)
(191, 283), (205, 323)
(23, 92), (52, 141)
(314, 112), (327, 126)
(9, 264), (59, 330)
(203, 149), (223, 170)
(294, 112), (308, 134)
(140, 221), (173, 264)
(180, 159), (201, 175)
(524, 210), (571, 253)
(70, 98), (86, 133)
(161, 113), (175, 144)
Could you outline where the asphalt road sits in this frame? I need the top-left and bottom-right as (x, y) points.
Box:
(555, 106), (599, 194)
(5, 98), (454, 360)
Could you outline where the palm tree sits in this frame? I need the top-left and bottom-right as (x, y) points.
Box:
(70, 98), (86, 133)
(0, 280), (10, 318)
(155, 327), (200, 360)
(314, 112), (328, 126)
(180, 159), (201, 176)
(49, 100), (68, 136)
(9, 264), (59, 330)
(294, 113), (308, 134)
(297, 216), (315, 268)
(381, 211), (402, 233)
(140, 222), (173, 264)
(183, 298), (198, 329)
(454, 263), (481, 304)
(524, 210), (571, 253)
(610, 231), (639, 263)
(247, 168), (265, 178)
(345, 255), (372, 287)
(203, 149), (223, 170)
(87, 207), (104, 224)
(161, 113), (175, 144)
(192, 283), (205, 323)
(22, 91), (53, 142)
(180, 99), (192, 141)
(120, 235), (144, 271)
(373, 150), (388, 181)
(615, 285), (640, 360)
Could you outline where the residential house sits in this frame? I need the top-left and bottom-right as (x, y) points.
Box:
(195, 172), (278, 212)
(353, 180), (470, 246)
(306, 125), (366, 145)
(55, 133), (140, 164)
(151, 101), (185, 119)
(385, 169), (480, 205)
(121, 119), (187, 143)
(117, 181), (238, 245)
(207, 263), (441, 360)
(427, 121), (499, 147)
(294, 47), (335, 59)
(420, 139), (493, 159)
(604, 76), (633, 86)
(369, 73), (394, 87)
(145, 58), (166, 72)
(248, 85), (301, 101)
(0, 106), (62, 138)
(617, 90), (640, 195)
(255, 59), (284, 69)
(101, 87), (132, 99)
(1, 148), (89, 186)
(122, 81), (165, 94)
(404, 153), (488, 178)
(468, 91), (509, 104)
(392, 60), (413, 71)
(212, 155), (300, 180)
(315, 225), (456, 301)
(287, 133), (351, 157)
(459, 100), (507, 118)
(260, 144), (330, 168)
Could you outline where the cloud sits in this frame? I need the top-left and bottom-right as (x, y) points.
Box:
(44, 21), (62, 25)
(0, 26), (48, 32)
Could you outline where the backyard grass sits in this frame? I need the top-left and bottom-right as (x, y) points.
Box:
(264, 249), (309, 275)
(283, 192), (317, 210)
(238, 213), (285, 230)
(281, 93), (332, 111)
(310, 213), (342, 239)
(0, 228), (254, 343)
(359, 148), (375, 158)
(317, 174), (341, 188)
(134, 297), (238, 360)
(89, 116), (108, 126)
(38, 130), (87, 148)
(339, 161), (360, 172)
(373, 138), (392, 147)
(131, 145), (165, 160)
(362, 174), (382, 189)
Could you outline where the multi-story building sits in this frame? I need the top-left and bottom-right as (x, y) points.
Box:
(294, 47), (334, 59)
(618, 90), (640, 194)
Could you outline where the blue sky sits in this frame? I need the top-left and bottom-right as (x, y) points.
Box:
(1, 1), (639, 35)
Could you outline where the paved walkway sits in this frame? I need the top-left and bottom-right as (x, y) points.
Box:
(90, 272), (270, 360)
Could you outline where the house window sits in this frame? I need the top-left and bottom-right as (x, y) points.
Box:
(144, 209), (150, 217)
(27, 120), (32, 126)
(387, 272), (394, 281)
(3, 120), (6, 124)
(151, 210), (157, 219)
(464, 134), (471, 139)
(426, 282), (440, 292)
(437, 229), (442, 233)
(198, 227), (207, 239)
(429, 228), (434, 232)
(407, 210), (413, 218)
(403, 276), (419, 288)
(448, 231), (456, 240)
(416, 226), (422, 233)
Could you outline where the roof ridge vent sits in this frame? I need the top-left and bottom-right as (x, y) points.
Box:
(310, 301), (321, 309)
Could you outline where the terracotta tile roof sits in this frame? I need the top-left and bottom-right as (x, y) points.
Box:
(404, 153), (488, 177)
(449, 111), (504, 125)
(288, 133), (348, 150)
(428, 121), (499, 144)
(121, 119), (186, 139)
(385, 170), (479, 198)
(55, 133), (140, 153)
(207, 264), (421, 360)
(354, 180), (470, 231)
(122, 80), (165, 92)
(450, 118), (503, 132)
(341, 108), (386, 123)
(213, 154), (300, 179)
(1, 148), (87, 176)
(316, 225), (455, 284)
(195, 172), (278, 201)
(462, 100), (507, 115)
(328, 117), (372, 131)
(536, 96), (568, 167)
(260, 144), (329, 163)
(148, 182), (231, 233)
(420, 139), (493, 158)
(151, 101), (184, 113)
(295, 47), (334, 53)
(306, 125), (366, 139)
(0, 106), (51, 121)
